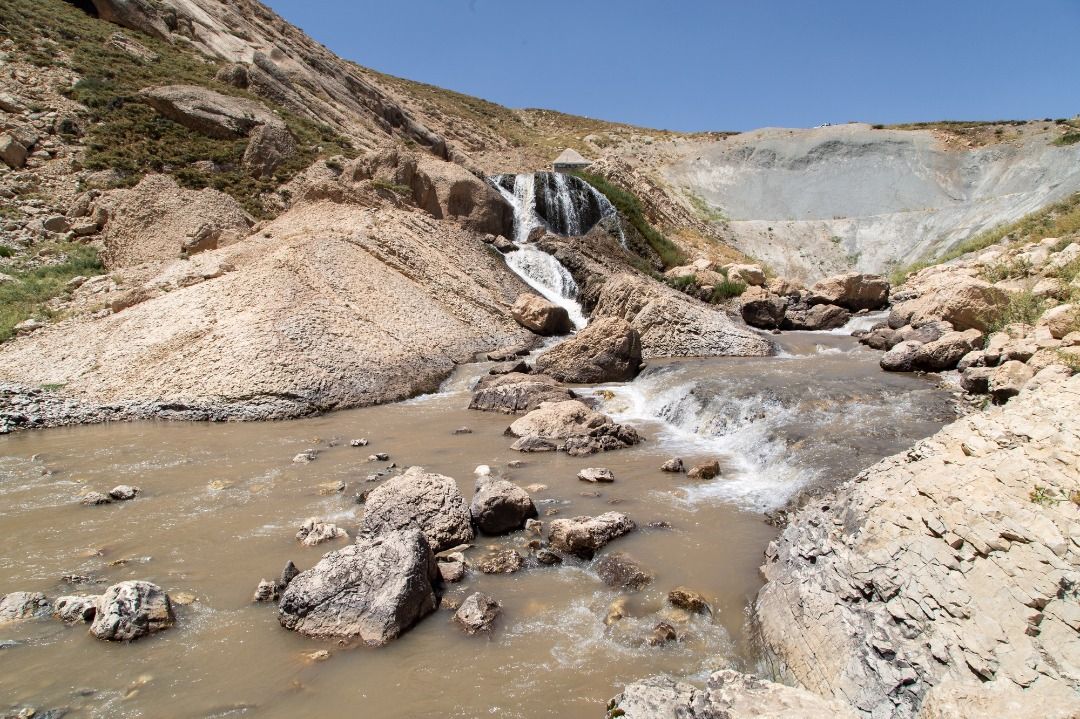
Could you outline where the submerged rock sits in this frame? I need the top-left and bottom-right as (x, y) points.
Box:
(686, 461), (720, 480)
(278, 529), (438, 644)
(477, 549), (524, 574)
(505, 400), (642, 456)
(660, 457), (685, 473)
(594, 553), (652, 590)
(453, 592), (501, 634)
(668, 587), (710, 614)
(90, 581), (174, 641)
(80, 491), (113, 506)
(577, 467), (615, 483)
(359, 467), (474, 553)
(108, 485), (140, 501)
(295, 518), (348, 546)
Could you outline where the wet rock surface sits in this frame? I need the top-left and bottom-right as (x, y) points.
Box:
(506, 400), (643, 457)
(534, 317), (643, 383)
(359, 467), (474, 553)
(469, 373), (575, 415)
(470, 476), (538, 535)
(547, 512), (635, 559)
(90, 581), (174, 641)
(453, 592), (501, 634)
(278, 529), (438, 644)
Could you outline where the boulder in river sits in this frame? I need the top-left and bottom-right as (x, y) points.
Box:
(108, 485), (140, 501)
(687, 461), (720, 480)
(782, 302), (851, 331)
(547, 512), (635, 559)
(739, 287), (788, 329)
(534, 317), (643, 383)
(469, 373), (575, 414)
(808, 272), (890, 311)
(879, 340), (923, 372)
(90, 581), (174, 641)
(505, 400), (642, 457)
(668, 587), (711, 614)
(53, 595), (98, 624)
(80, 491), (113, 506)
(578, 467), (615, 483)
(594, 553), (652, 590)
(477, 549), (525, 574)
(660, 457), (685, 473)
(913, 329), (984, 371)
(453, 592), (501, 635)
(278, 528), (438, 644)
(0, 592), (50, 625)
(511, 293), (573, 336)
(470, 476), (538, 535)
(359, 466), (474, 553)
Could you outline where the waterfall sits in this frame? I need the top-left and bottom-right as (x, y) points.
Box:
(490, 173), (592, 328)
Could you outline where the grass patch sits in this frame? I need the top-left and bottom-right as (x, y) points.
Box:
(710, 278), (747, 302)
(980, 257), (1031, 283)
(684, 191), (728, 223)
(892, 191), (1080, 284)
(0, 246), (14, 259)
(0, 0), (353, 218)
(1053, 132), (1080, 146)
(0, 243), (105, 342)
(571, 171), (686, 269)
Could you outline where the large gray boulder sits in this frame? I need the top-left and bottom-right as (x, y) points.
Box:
(913, 329), (984, 371)
(359, 466), (474, 553)
(89, 581), (174, 641)
(547, 512), (634, 559)
(880, 340), (923, 372)
(511, 293), (572, 336)
(90, 0), (172, 40)
(278, 529), (438, 644)
(534, 317), (642, 383)
(469, 373), (575, 414)
(782, 302), (851, 330)
(470, 476), (537, 535)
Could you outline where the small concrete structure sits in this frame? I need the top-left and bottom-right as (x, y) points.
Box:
(552, 148), (591, 173)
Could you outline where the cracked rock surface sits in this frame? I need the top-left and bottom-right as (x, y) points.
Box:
(756, 374), (1080, 718)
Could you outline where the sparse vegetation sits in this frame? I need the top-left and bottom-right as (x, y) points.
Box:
(980, 257), (1032, 283)
(685, 191), (728, 223)
(892, 191), (1080, 284)
(572, 171), (687, 268)
(710, 278), (747, 302)
(0, 0), (354, 218)
(0, 244), (105, 342)
(1053, 132), (1080, 146)
(984, 290), (1048, 335)
(372, 180), (413, 196)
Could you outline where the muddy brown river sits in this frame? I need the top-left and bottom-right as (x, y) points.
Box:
(0, 329), (954, 718)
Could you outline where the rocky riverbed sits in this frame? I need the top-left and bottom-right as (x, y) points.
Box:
(0, 329), (952, 719)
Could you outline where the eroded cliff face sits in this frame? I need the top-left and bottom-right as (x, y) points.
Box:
(756, 373), (1080, 718)
(660, 124), (1080, 281)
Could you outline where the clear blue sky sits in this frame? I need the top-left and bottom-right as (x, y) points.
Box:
(264, 0), (1079, 132)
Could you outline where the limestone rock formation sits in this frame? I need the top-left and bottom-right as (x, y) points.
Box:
(534, 317), (642, 383)
(756, 374), (1080, 718)
(0, 592), (49, 625)
(511, 293), (573, 336)
(359, 466), (474, 553)
(610, 671), (860, 719)
(889, 275), (1009, 332)
(808, 272), (890, 311)
(469, 373), (575, 415)
(278, 529), (438, 644)
(90, 581), (174, 641)
(590, 274), (772, 358)
(505, 400), (642, 456)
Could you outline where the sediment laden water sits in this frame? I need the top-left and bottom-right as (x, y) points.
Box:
(0, 331), (954, 718)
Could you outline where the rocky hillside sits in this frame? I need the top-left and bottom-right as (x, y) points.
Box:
(661, 122), (1080, 282)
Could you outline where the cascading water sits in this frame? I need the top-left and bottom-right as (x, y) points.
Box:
(489, 172), (603, 328)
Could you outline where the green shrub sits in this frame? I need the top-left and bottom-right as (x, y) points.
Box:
(710, 278), (747, 302)
(1053, 132), (1080, 146)
(980, 257), (1031, 283)
(372, 179), (413, 196)
(665, 274), (698, 292)
(0, 246), (14, 258)
(984, 290), (1048, 335)
(571, 171), (687, 268)
(0, 244), (105, 342)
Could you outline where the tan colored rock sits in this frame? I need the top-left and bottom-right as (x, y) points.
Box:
(510, 293), (572, 336)
(468, 373), (573, 415)
(534, 317), (642, 383)
(140, 84), (280, 139)
(808, 272), (890, 310)
(98, 175), (253, 268)
(989, 360), (1034, 402)
(0, 133), (28, 169)
(505, 399), (641, 456)
(1037, 303), (1077, 340)
(591, 273), (771, 358)
(0, 204), (532, 420)
(725, 263), (766, 286)
(892, 277), (1010, 332)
